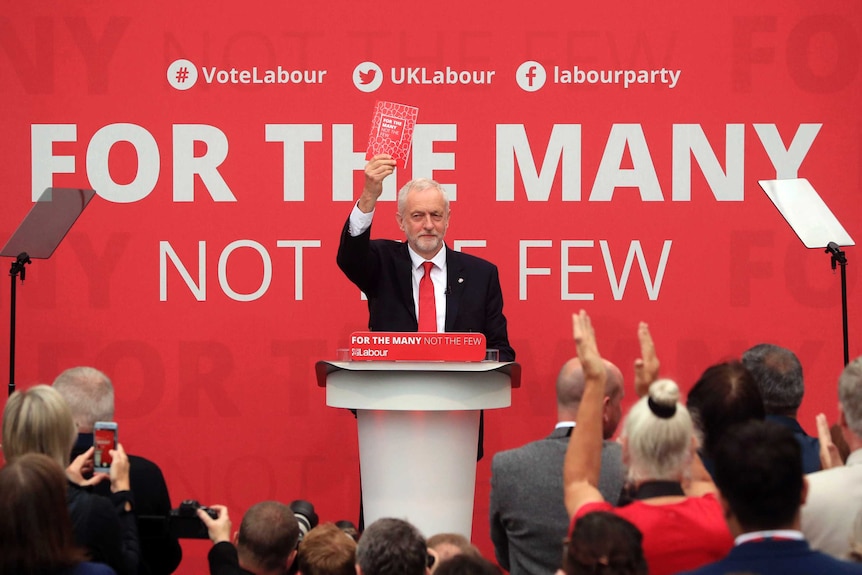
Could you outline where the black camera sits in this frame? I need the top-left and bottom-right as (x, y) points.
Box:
(140, 499), (218, 540)
(334, 519), (359, 542)
(289, 499), (319, 541)
(172, 499), (218, 539)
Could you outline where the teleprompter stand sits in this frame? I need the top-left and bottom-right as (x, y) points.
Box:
(758, 178), (855, 366)
(2, 187), (96, 396)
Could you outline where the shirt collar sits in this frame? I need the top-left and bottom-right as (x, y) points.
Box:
(407, 244), (447, 271)
(735, 530), (804, 546)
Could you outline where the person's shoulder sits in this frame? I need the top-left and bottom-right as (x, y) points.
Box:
(806, 550), (862, 573)
(447, 247), (496, 267)
(370, 238), (410, 254)
(127, 452), (169, 477)
(807, 456), (862, 488)
(601, 439), (622, 455)
(493, 437), (552, 466)
(574, 499), (613, 519)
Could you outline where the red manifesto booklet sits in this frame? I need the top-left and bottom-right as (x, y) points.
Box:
(365, 100), (419, 168)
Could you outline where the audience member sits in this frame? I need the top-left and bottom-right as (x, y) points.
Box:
(427, 533), (481, 563)
(686, 360), (765, 476)
(355, 517), (429, 575)
(53, 366), (182, 575)
(198, 501), (300, 575)
(742, 343), (821, 472)
(561, 511), (647, 575)
(802, 355), (862, 558)
(490, 356), (627, 575)
(563, 311), (732, 575)
(0, 452), (116, 575)
(678, 420), (862, 574)
(432, 555), (500, 575)
(295, 523), (357, 575)
(1, 385), (139, 575)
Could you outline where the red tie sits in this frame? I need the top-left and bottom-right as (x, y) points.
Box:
(418, 261), (437, 332)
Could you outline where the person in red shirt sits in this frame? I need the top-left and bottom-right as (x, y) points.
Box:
(563, 311), (733, 575)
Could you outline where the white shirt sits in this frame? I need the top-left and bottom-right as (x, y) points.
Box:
(349, 203), (447, 332)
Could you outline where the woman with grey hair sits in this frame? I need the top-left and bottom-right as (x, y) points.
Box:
(563, 311), (733, 575)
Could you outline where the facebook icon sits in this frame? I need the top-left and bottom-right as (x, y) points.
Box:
(516, 61), (546, 92)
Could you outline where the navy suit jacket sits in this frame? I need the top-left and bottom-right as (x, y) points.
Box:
(767, 415), (821, 474)
(678, 539), (862, 575)
(337, 219), (514, 361)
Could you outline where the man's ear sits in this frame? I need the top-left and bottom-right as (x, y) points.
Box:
(232, 531), (239, 545)
(356, 565), (363, 575)
(395, 212), (405, 232)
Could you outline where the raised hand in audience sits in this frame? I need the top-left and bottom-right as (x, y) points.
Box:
(633, 322), (660, 398)
(564, 310), (608, 517)
(816, 413), (844, 470)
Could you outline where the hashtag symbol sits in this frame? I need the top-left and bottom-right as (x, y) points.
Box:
(175, 67), (189, 83)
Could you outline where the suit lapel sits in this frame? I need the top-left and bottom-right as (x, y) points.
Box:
(444, 248), (465, 331)
(396, 243), (418, 325)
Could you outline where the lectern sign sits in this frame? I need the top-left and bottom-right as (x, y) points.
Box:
(349, 332), (486, 361)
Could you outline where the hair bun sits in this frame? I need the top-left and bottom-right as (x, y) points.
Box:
(647, 379), (679, 419)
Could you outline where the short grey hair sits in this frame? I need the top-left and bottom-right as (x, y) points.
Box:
(839, 356), (862, 437)
(741, 343), (804, 415)
(396, 178), (449, 215)
(52, 367), (115, 431)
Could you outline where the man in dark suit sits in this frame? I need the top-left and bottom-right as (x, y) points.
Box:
(336, 154), (514, 362)
(678, 420), (862, 575)
(742, 343), (821, 473)
(54, 366), (183, 575)
(489, 358), (627, 575)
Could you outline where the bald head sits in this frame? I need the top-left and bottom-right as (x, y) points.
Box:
(556, 358), (624, 438)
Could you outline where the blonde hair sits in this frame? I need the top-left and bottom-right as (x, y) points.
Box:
(622, 379), (694, 482)
(2, 385), (77, 469)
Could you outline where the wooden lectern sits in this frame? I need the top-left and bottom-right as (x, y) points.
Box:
(315, 360), (520, 538)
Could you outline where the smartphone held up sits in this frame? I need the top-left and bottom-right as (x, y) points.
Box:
(93, 421), (118, 473)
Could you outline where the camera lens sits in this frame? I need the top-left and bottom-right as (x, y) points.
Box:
(289, 500), (319, 540)
(334, 519), (359, 542)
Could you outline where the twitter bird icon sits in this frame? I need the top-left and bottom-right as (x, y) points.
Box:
(354, 62), (383, 92)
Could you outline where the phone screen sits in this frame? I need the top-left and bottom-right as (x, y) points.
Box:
(93, 425), (117, 471)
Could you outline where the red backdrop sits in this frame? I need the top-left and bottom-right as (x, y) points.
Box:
(1, 2), (860, 572)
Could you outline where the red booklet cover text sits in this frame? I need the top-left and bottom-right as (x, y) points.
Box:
(365, 100), (419, 169)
